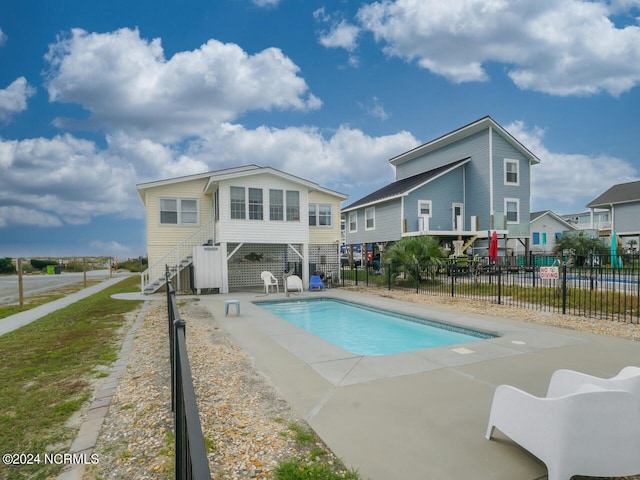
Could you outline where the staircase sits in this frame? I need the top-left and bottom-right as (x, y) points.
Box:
(141, 219), (214, 294)
(461, 235), (478, 253)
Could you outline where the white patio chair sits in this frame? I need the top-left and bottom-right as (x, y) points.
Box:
(547, 366), (640, 399)
(260, 271), (279, 294)
(284, 274), (303, 296)
(486, 383), (640, 480)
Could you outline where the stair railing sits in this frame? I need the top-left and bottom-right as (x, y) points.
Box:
(141, 219), (214, 293)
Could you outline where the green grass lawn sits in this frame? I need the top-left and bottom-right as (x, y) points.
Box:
(0, 278), (102, 319)
(0, 276), (141, 480)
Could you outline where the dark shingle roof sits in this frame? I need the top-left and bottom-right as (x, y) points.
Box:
(342, 157), (469, 211)
(587, 180), (640, 208)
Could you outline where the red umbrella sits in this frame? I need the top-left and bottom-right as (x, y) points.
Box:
(489, 231), (498, 262)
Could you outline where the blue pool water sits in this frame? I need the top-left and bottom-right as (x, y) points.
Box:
(254, 298), (495, 356)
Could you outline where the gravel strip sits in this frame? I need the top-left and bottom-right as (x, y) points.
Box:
(87, 288), (640, 479)
(87, 300), (345, 480)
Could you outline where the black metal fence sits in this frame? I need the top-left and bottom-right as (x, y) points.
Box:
(166, 269), (212, 480)
(339, 254), (640, 323)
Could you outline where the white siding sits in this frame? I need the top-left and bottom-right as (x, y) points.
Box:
(217, 173), (309, 244)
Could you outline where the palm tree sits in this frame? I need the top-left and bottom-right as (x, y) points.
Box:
(385, 236), (444, 282)
(553, 231), (607, 266)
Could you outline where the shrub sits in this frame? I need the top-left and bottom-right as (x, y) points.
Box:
(0, 258), (15, 274)
(30, 259), (59, 270)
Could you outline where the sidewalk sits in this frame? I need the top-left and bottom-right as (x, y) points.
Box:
(0, 274), (131, 336)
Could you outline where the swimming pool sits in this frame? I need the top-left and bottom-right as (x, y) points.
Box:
(254, 298), (496, 356)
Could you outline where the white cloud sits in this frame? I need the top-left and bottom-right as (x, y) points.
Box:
(185, 122), (418, 189)
(318, 19), (360, 52)
(356, 0), (640, 96)
(505, 121), (639, 213)
(44, 28), (321, 142)
(0, 28), (6, 46)
(252, 0), (280, 7)
(0, 135), (140, 227)
(0, 121), (418, 228)
(0, 207), (62, 228)
(0, 77), (36, 122)
(361, 96), (389, 120)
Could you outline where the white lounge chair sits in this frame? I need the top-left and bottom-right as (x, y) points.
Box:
(486, 383), (640, 480)
(547, 366), (640, 399)
(284, 274), (303, 296)
(260, 271), (279, 294)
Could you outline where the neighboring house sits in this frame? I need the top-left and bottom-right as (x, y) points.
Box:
(586, 180), (640, 246)
(561, 211), (611, 233)
(520, 210), (578, 255)
(341, 116), (540, 258)
(137, 165), (347, 293)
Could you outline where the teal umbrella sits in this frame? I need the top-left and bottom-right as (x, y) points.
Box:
(610, 232), (618, 268)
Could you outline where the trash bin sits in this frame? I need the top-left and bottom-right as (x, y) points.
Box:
(47, 265), (55, 275)
(54, 265), (62, 274)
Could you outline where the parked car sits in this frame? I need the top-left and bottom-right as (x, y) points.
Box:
(340, 252), (362, 267)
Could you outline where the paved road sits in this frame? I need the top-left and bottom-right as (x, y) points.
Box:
(0, 269), (118, 305)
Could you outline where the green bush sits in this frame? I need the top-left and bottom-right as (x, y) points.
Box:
(0, 257), (15, 274)
(30, 259), (59, 270)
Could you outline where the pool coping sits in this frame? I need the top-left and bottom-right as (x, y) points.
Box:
(204, 289), (588, 387)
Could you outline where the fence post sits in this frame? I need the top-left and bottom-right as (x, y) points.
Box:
(415, 264), (419, 294)
(355, 264), (358, 286)
(450, 268), (455, 297)
(387, 263), (391, 290)
(497, 264), (502, 305)
(562, 264), (567, 314)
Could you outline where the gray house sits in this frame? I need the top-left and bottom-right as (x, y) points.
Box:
(586, 179), (640, 247)
(342, 116), (541, 259)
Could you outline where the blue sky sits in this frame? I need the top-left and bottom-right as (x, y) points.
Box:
(1, 0), (639, 258)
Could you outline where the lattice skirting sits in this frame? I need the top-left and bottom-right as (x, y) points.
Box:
(227, 243), (338, 289)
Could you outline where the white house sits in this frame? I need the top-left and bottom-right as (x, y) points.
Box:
(522, 210), (578, 255)
(137, 165), (347, 293)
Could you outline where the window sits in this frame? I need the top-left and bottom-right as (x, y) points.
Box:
(365, 207), (375, 230)
(160, 198), (177, 224)
(532, 232), (540, 245)
(504, 159), (519, 185)
(418, 200), (432, 217)
(542, 232), (547, 245)
(286, 190), (300, 221)
(309, 204), (332, 227)
(318, 204), (332, 226)
(160, 198), (199, 225)
(348, 211), (357, 232)
(214, 190), (219, 222)
(248, 188), (263, 220)
(269, 189), (283, 221)
(505, 198), (519, 223)
(180, 199), (198, 224)
(230, 187), (245, 219)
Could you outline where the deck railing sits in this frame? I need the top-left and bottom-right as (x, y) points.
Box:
(166, 268), (211, 480)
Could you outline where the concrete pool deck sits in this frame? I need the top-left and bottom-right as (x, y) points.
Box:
(198, 289), (640, 480)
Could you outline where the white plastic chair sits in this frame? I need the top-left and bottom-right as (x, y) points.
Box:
(284, 274), (303, 296)
(547, 366), (640, 399)
(260, 271), (279, 294)
(486, 383), (640, 480)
